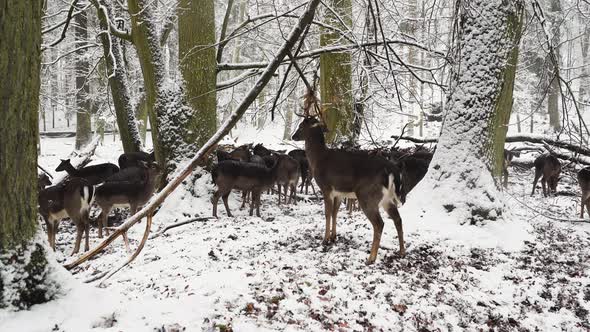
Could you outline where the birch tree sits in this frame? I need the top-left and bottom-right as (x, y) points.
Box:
(0, 0), (61, 309)
(546, 0), (562, 131)
(407, 0), (524, 223)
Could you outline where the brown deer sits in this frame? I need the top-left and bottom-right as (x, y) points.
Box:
(275, 154), (300, 205)
(211, 160), (280, 218)
(94, 161), (161, 238)
(118, 151), (155, 169)
(55, 159), (120, 185)
(38, 178), (95, 255)
(578, 167), (590, 218)
(531, 154), (561, 197)
(292, 117), (405, 264)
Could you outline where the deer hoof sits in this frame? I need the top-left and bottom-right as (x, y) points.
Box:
(365, 258), (375, 266)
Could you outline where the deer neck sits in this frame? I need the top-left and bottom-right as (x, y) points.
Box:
(304, 129), (327, 165)
(64, 163), (80, 176)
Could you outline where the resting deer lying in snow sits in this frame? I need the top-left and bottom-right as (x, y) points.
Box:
(292, 117), (405, 265)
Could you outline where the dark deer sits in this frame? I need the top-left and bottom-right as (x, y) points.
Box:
(275, 154), (300, 204)
(94, 162), (161, 238)
(398, 155), (431, 203)
(288, 149), (315, 195)
(38, 178), (95, 255)
(118, 151), (155, 169)
(503, 149), (520, 188)
(292, 117), (404, 264)
(211, 160), (279, 218)
(38, 172), (52, 191)
(531, 154), (561, 197)
(55, 159), (119, 185)
(578, 167), (590, 218)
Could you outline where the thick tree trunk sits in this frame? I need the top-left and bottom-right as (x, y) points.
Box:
(75, 10), (92, 150)
(0, 0), (60, 310)
(128, 0), (168, 167)
(406, 0), (524, 224)
(320, 0), (353, 143)
(178, 0), (217, 148)
(92, 0), (142, 153)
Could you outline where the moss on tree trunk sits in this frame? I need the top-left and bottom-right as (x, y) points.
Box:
(0, 0), (60, 310)
(320, 0), (353, 143)
(488, 5), (524, 182)
(178, 0), (217, 148)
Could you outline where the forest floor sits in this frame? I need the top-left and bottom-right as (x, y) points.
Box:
(1, 134), (589, 332)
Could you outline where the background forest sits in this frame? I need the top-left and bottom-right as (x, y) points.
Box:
(1, 0), (590, 331)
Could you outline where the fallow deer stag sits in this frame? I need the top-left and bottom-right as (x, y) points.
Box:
(292, 117), (405, 265)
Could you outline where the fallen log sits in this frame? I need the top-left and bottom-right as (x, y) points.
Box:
(391, 134), (590, 160)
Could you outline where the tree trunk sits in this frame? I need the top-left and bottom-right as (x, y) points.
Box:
(0, 0), (60, 310)
(178, 0), (217, 148)
(547, 0), (562, 132)
(74, 9), (92, 150)
(128, 0), (167, 164)
(92, 0), (142, 153)
(407, 0), (524, 224)
(320, 0), (353, 143)
(579, 21), (589, 110)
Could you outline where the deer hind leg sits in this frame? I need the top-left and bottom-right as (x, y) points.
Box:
(71, 218), (84, 256)
(358, 199), (384, 265)
(541, 177), (548, 197)
(240, 191), (248, 209)
(585, 199), (590, 219)
(254, 191), (262, 217)
(330, 197), (342, 242)
(212, 190), (221, 217)
(99, 206), (112, 238)
(322, 194), (334, 244)
(531, 169), (542, 196)
(384, 203), (405, 257)
(83, 210), (90, 252)
(221, 191), (232, 217)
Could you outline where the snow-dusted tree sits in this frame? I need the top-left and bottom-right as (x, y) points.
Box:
(0, 1), (61, 309)
(178, 0), (217, 148)
(91, 0), (142, 153)
(74, 9), (92, 149)
(546, 0), (562, 132)
(407, 0), (524, 223)
(320, 0), (353, 143)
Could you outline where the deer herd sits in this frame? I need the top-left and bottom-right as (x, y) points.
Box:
(37, 116), (590, 264)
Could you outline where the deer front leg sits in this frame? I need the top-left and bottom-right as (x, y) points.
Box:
(330, 197), (342, 243)
(322, 195), (333, 245)
(385, 203), (405, 257)
(541, 178), (548, 197)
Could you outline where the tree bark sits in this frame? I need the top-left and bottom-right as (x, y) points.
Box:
(178, 0), (217, 148)
(92, 0), (142, 153)
(406, 0), (524, 224)
(320, 0), (353, 143)
(0, 0), (60, 310)
(74, 9), (92, 150)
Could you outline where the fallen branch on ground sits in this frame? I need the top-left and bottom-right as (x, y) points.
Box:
(150, 217), (214, 239)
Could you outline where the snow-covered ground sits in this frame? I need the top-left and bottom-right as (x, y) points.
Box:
(2, 122), (590, 331)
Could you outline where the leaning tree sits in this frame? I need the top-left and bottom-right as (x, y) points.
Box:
(407, 0), (525, 223)
(0, 0), (62, 309)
